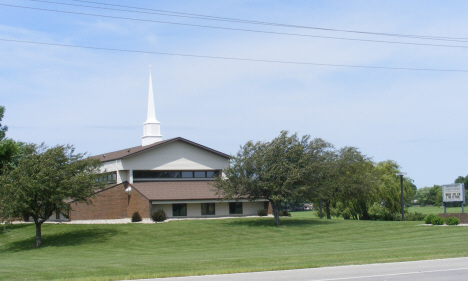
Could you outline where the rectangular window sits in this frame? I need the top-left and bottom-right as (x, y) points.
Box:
(97, 172), (117, 184)
(107, 172), (117, 184)
(194, 171), (206, 178)
(55, 211), (60, 220)
(229, 202), (243, 214)
(207, 171), (221, 178)
(173, 204), (187, 216)
(133, 170), (218, 179)
(134, 171), (181, 178)
(181, 171), (193, 178)
(201, 203), (215, 215)
(165, 171), (181, 178)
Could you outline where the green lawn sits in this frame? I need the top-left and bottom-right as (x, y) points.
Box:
(1, 212), (467, 281)
(408, 206), (465, 215)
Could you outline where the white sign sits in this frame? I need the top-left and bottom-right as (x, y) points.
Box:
(442, 183), (465, 203)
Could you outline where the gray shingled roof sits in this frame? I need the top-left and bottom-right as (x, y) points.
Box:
(130, 181), (223, 201)
(91, 137), (230, 162)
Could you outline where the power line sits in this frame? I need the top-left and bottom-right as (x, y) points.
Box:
(1, 38), (467, 73)
(54, 0), (468, 43)
(4, 3), (468, 50)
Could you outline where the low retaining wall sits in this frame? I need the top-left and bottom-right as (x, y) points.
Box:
(438, 213), (468, 223)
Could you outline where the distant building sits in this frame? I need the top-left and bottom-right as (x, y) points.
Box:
(56, 67), (268, 221)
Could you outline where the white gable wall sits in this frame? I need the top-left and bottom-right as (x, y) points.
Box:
(100, 159), (123, 173)
(122, 141), (229, 171)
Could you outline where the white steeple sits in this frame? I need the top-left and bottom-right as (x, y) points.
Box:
(142, 65), (162, 146)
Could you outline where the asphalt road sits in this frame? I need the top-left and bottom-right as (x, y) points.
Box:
(132, 257), (468, 281)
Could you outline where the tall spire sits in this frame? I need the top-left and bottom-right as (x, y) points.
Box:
(142, 65), (162, 146)
(146, 65), (157, 123)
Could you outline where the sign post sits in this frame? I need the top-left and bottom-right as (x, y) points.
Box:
(442, 183), (465, 213)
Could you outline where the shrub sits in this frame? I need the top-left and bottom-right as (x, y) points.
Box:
(405, 212), (426, 221)
(279, 210), (291, 217)
(257, 209), (268, 216)
(341, 208), (351, 220)
(424, 214), (437, 224)
(393, 214), (402, 221)
(445, 217), (460, 226)
(152, 209), (166, 222)
(368, 203), (395, 221)
(131, 211), (142, 222)
(431, 216), (445, 225)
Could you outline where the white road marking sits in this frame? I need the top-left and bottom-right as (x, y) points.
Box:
(310, 267), (468, 281)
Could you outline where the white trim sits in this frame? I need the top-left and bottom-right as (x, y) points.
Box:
(129, 169), (133, 183)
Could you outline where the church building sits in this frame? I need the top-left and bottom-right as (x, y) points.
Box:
(65, 69), (268, 221)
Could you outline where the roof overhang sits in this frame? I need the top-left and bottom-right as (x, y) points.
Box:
(151, 199), (269, 204)
(92, 137), (230, 162)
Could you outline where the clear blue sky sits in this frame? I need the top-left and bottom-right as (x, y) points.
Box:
(1, 0), (468, 188)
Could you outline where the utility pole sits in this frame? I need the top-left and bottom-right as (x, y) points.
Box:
(396, 172), (407, 221)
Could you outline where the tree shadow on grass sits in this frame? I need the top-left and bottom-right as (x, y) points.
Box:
(225, 217), (338, 228)
(0, 223), (32, 234)
(2, 228), (120, 252)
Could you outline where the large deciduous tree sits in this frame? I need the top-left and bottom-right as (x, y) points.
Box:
(301, 138), (335, 218)
(0, 106), (7, 140)
(334, 147), (376, 220)
(214, 131), (309, 225)
(0, 139), (28, 175)
(455, 175), (468, 202)
(0, 144), (104, 246)
(455, 175), (468, 187)
(316, 147), (376, 220)
(0, 106), (23, 174)
(372, 160), (415, 215)
(415, 185), (442, 207)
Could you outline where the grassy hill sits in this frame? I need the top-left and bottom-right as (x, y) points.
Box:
(1, 211), (467, 281)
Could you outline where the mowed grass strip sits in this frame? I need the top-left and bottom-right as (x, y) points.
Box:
(408, 206), (464, 215)
(1, 212), (467, 281)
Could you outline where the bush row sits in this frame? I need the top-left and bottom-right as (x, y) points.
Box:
(132, 210), (167, 222)
(135, 208), (291, 222)
(361, 204), (426, 221)
(135, 209), (462, 225)
(424, 214), (460, 225)
(367, 212), (426, 221)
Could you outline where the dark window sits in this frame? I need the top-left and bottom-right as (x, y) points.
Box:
(55, 211), (60, 220)
(181, 171), (193, 178)
(201, 203), (215, 215)
(229, 202), (243, 214)
(165, 171), (181, 178)
(173, 204), (187, 216)
(97, 172), (117, 184)
(134, 171), (181, 178)
(107, 172), (117, 183)
(194, 171), (206, 178)
(133, 170), (218, 179)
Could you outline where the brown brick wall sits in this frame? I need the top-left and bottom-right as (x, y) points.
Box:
(70, 182), (150, 220)
(127, 188), (151, 218)
(438, 213), (468, 223)
(266, 201), (272, 214)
